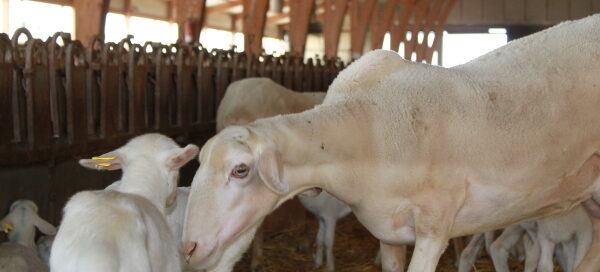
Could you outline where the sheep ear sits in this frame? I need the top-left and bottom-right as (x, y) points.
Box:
(79, 151), (123, 171)
(257, 148), (289, 195)
(166, 144), (199, 170)
(33, 215), (56, 235)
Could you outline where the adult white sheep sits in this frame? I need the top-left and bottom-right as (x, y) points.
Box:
(216, 77), (325, 132)
(0, 200), (56, 272)
(217, 77), (359, 272)
(182, 15), (600, 272)
(50, 133), (198, 272)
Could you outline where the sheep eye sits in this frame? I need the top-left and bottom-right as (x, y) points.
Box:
(231, 164), (249, 178)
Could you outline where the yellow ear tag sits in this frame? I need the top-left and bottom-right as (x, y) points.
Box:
(92, 156), (116, 168)
(92, 156), (116, 160)
(2, 223), (13, 234)
(94, 162), (112, 168)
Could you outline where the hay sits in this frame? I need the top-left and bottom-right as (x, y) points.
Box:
(234, 215), (562, 272)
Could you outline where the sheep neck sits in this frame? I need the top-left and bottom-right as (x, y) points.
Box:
(251, 101), (367, 207)
(117, 159), (168, 214)
(10, 220), (36, 248)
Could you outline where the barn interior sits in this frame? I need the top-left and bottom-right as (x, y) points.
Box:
(1, 0), (600, 271)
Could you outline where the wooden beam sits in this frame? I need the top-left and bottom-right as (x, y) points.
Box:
(230, 14), (238, 32)
(2, 0), (9, 33)
(370, 0), (400, 50)
(73, 0), (110, 46)
(425, 0), (457, 63)
(349, 0), (377, 58)
(267, 12), (289, 23)
(167, 0), (174, 22)
(416, 0), (447, 61)
(207, 0), (242, 13)
(288, 0), (315, 55)
(177, 0), (207, 42)
(404, 0), (431, 59)
(242, 0), (269, 55)
(28, 0), (73, 5)
(389, 0), (416, 52)
(323, 0), (349, 58)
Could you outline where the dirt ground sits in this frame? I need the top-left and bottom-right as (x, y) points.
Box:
(234, 214), (562, 272)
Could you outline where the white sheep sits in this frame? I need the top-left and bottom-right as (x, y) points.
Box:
(104, 181), (190, 250)
(183, 14), (600, 272)
(36, 235), (54, 266)
(216, 77), (325, 132)
(299, 191), (351, 271)
(214, 78), (357, 272)
(459, 205), (592, 272)
(0, 200), (57, 272)
(50, 133), (198, 272)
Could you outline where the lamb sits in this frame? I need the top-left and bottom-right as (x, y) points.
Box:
(104, 181), (190, 250)
(299, 191), (352, 271)
(459, 205), (592, 272)
(214, 77), (356, 272)
(50, 133), (198, 272)
(0, 200), (57, 272)
(36, 235), (54, 266)
(183, 15), (600, 272)
(457, 232), (495, 272)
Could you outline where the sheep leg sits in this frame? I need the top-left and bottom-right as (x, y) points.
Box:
(406, 236), (447, 272)
(483, 231), (495, 255)
(324, 218), (337, 272)
(380, 241), (406, 272)
(490, 225), (525, 272)
(314, 219), (326, 269)
(298, 210), (311, 254)
(523, 231), (540, 272)
(573, 227), (593, 272)
(452, 237), (466, 267)
(251, 226), (264, 271)
(458, 233), (484, 272)
(556, 242), (575, 272)
(537, 234), (556, 272)
(374, 248), (381, 265)
(574, 216), (600, 272)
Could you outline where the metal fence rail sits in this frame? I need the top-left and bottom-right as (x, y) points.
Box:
(0, 29), (345, 165)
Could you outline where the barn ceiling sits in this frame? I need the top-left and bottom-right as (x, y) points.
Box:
(106, 0), (600, 37)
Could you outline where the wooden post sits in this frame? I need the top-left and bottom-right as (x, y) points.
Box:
(404, 0), (432, 59)
(73, 0), (110, 46)
(323, 0), (349, 58)
(425, 0), (457, 63)
(389, 0), (417, 52)
(242, 0), (269, 55)
(370, 0), (399, 50)
(288, 0), (315, 56)
(177, 0), (207, 43)
(2, 0), (8, 33)
(349, 0), (377, 59)
(416, 0), (448, 61)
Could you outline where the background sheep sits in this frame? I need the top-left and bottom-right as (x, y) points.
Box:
(459, 205), (592, 272)
(0, 200), (57, 272)
(50, 133), (198, 272)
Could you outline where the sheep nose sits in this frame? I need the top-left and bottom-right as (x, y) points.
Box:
(183, 241), (197, 263)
